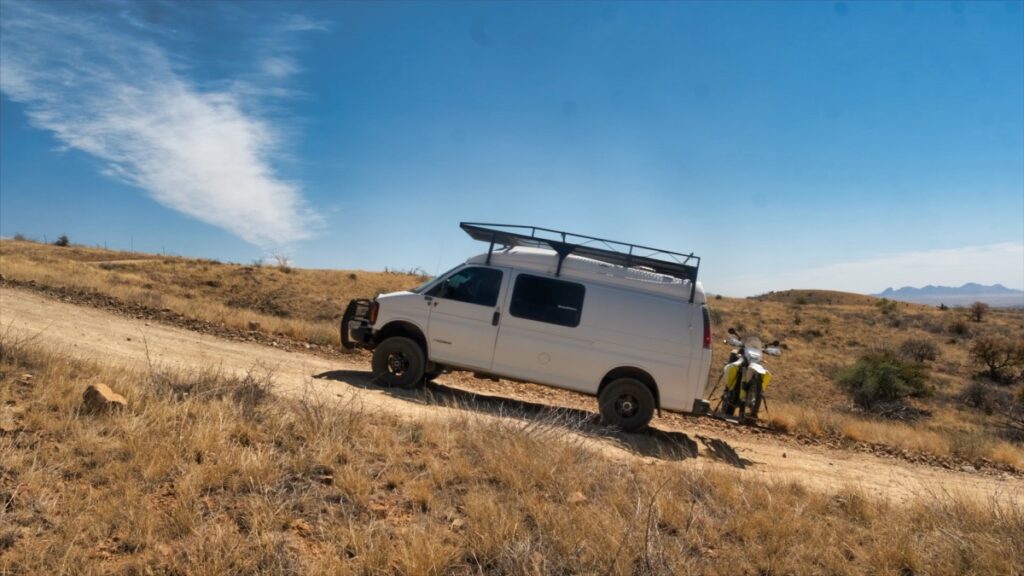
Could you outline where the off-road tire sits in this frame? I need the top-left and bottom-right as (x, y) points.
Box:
(740, 378), (763, 424)
(598, 378), (656, 432)
(372, 337), (426, 389)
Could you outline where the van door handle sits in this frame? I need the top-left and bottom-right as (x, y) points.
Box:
(492, 311), (500, 326)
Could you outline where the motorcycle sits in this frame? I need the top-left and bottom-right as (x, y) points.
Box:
(718, 328), (782, 424)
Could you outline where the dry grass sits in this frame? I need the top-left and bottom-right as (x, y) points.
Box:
(4, 238), (1024, 470)
(712, 292), (1024, 467)
(2, 334), (1022, 575)
(0, 239), (422, 347)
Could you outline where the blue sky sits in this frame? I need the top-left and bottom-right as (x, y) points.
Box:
(1, 0), (1022, 296)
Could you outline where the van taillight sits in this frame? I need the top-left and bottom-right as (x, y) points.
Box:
(369, 301), (379, 325)
(702, 306), (711, 349)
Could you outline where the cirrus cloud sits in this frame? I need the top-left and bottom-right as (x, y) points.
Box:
(0, 1), (320, 247)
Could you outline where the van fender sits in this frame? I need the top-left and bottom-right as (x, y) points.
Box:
(597, 365), (660, 413)
(374, 319), (429, 357)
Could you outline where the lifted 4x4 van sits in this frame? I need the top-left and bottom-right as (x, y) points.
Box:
(342, 223), (713, 431)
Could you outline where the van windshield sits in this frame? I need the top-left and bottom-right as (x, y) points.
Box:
(409, 265), (460, 294)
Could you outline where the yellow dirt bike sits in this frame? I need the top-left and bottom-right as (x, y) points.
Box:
(718, 328), (781, 424)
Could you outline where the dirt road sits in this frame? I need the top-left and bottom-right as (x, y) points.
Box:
(2, 286), (1020, 506)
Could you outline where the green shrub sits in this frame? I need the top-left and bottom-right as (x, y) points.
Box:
(54, 234), (70, 247)
(875, 298), (898, 316)
(837, 349), (930, 410)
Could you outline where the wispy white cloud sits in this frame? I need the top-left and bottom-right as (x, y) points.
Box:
(0, 2), (320, 247)
(282, 15), (331, 32)
(261, 56), (300, 79)
(722, 242), (1024, 296)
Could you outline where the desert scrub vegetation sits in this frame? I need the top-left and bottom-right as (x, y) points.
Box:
(5, 240), (1024, 479)
(970, 334), (1024, 384)
(0, 238), (423, 348)
(2, 339), (1023, 575)
(837, 348), (931, 411)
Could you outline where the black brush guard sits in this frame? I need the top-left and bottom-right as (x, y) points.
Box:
(340, 298), (374, 350)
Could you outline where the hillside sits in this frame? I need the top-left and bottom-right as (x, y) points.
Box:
(0, 240), (424, 350)
(751, 288), (882, 306)
(3, 238), (1024, 472)
(2, 238), (1024, 573)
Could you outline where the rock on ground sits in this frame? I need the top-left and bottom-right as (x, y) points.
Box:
(82, 383), (127, 412)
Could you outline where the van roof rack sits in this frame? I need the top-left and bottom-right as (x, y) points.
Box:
(460, 222), (700, 301)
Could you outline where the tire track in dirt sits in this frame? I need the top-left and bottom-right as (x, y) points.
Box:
(2, 286), (1020, 506)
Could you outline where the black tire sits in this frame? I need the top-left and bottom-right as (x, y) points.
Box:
(371, 337), (426, 389)
(598, 378), (656, 432)
(740, 378), (763, 423)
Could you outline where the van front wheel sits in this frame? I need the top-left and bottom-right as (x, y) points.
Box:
(372, 337), (426, 389)
(598, 378), (655, 432)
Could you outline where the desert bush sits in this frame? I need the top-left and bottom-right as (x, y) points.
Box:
(970, 335), (1024, 384)
(1005, 387), (1024, 441)
(969, 301), (990, 322)
(899, 338), (939, 363)
(959, 380), (1013, 416)
(948, 318), (971, 337)
(837, 349), (930, 410)
(54, 234), (70, 247)
(876, 298), (898, 316)
(710, 308), (724, 326)
(272, 254), (293, 273)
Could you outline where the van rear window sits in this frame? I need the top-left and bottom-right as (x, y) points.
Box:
(509, 274), (585, 327)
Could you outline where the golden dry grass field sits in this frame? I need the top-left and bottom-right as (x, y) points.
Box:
(2, 332), (1022, 575)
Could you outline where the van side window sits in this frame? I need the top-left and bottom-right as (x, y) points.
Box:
(429, 266), (503, 307)
(509, 274), (585, 327)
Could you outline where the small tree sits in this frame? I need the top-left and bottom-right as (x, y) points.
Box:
(899, 338), (939, 363)
(970, 335), (1024, 384)
(968, 301), (990, 322)
(272, 254), (293, 273)
(54, 234), (70, 247)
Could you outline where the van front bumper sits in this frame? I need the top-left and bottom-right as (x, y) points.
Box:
(340, 299), (375, 350)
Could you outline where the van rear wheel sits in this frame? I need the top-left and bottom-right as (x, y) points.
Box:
(372, 337), (426, 389)
(598, 378), (655, 432)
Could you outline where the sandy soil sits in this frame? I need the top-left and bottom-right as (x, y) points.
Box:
(2, 286), (1020, 506)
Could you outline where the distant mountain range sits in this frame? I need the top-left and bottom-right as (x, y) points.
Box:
(874, 283), (1024, 308)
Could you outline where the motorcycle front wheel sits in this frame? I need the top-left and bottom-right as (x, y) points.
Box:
(739, 378), (763, 424)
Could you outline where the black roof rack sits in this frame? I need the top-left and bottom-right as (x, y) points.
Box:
(460, 222), (700, 301)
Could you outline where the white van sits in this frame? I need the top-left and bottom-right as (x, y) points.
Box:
(342, 223), (713, 430)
